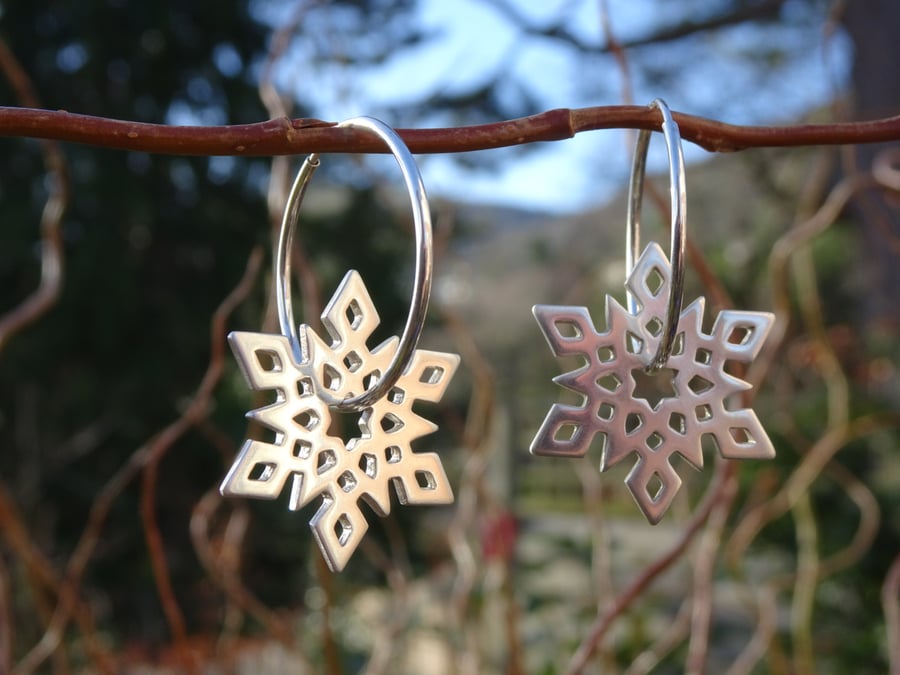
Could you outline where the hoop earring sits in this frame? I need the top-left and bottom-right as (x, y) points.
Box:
(529, 99), (775, 524)
(221, 117), (459, 572)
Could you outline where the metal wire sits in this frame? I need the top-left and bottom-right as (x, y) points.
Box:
(276, 116), (433, 411)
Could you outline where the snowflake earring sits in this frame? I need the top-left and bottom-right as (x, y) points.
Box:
(530, 99), (775, 523)
(221, 117), (459, 572)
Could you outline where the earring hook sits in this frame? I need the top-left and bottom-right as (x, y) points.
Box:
(276, 116), (433, 411)
(625, 98), (687, 371)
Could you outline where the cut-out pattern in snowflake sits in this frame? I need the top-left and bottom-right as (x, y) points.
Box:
(530, 243), (775, 523)
(222, 270), (459, 571)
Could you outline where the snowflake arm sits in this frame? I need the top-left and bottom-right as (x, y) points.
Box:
(351, 348), (459, 515)
(221, 271), (458, 571)
(531, 242), (775, 523)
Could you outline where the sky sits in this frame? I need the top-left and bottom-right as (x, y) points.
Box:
(260, 0), (853, 214)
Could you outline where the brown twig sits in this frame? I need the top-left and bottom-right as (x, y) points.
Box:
(486, 0), (787, 54)
(785, 182), (848, 672)
(16, 446), (142, 673)
(14, 247), (262, 674)
(816, 462), (880, 579)
(433, 207), (501, 672)
(0, 43), (69, 351)
(258, 1), (315, 121)
(576, 458), (614, 618)
(138, 244), (265, 670)
(565, 460), (738, 675)
(598, 0), (634, 108)
(685, 466), (740, 675)
(140, 474), (190, 667)
(313, 552), (343, 675)
(623, 599), (692, 675)
(188, 489), (297, 648)
(884, 550), (900, 675)
(3, 105), (900, 156)
(0, 463), (113, 672)
(358, 535), (410, 675)
(0, 38), (73, 661)
(724, 586), (778, 675)
(726, 413), (900, 567)
(790, 491), (818, 673)
(0, 553), (11, 674)
(729, 156), (891, 584)
(251, 12), (340, 670)
(757, 153), (859, 385)
(258, 0), (324, 325)
(738, 462), (879, 595)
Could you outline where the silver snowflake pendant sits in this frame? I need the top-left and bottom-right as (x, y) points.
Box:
(222, 270), (458, 571)
(531, 243), (775, 523)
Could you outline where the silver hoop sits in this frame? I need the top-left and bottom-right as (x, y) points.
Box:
(625, 98), (687, 371)
(276, 116), (433, 411)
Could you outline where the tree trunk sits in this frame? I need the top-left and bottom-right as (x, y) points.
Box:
(839, 0), (900, 332)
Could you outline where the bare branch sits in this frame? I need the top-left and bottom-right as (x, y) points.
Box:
(3, 105), (900, 157)
(138, 244), (264, 668)
(0, 555), (10, 674)
(485, 0), (787, 52)
(726, 414), (900, 568)
(565, 461), (738, 675)
(612, 0), (788, 50)
(0, 43), (69, 351)
(14, 246), (263, 674)
(884, 550), (900, 675)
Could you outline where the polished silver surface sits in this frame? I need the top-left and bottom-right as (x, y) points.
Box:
(531, 243), (775, 524)
(223, 270), (458, 572)
(626, 98), (686, 371)
(277, 116), (433, 411)
(224, 117), (457, 572)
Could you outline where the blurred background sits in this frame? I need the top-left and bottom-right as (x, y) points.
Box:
(1, 1), (899, 673)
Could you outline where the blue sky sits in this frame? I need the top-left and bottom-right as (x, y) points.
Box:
(262, 0), (852, 213)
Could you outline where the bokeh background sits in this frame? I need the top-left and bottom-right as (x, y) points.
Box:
(1, 1), (899, 673)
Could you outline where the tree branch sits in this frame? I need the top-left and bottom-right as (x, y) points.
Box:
(2, 105), (900, 157)
(484, 0), (787, 53)
(613, 0), (787, 50)
(0, 47), (69, 353)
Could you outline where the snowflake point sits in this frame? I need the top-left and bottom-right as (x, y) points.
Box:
(223, 272), (458, 571)
(531, 243), (775, 523)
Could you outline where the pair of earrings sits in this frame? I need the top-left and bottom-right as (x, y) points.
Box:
(221, 102), (775, 572)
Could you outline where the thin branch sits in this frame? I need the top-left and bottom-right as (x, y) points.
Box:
(434, 208), (497, 672)
(685, 468), (739, 675)
(486, 0), (787, 53)
(0, 44), (69, 351)
(138, 244), (265, 669)
(188, 490), (297, 648)
(817, 462), (880, 580)
(0, 484), (113, 672)
(3, 106), (900, 157)
(623, 599), (691, 675)
(610, 0), (788, 50)
(565, 460), (738, 675)
(258, 0), (315, 121)
(790, 492), (818, 674)
(313, 552), (343, 675)
(726, 413), (900, 567)
(724, 587), (778, 675)
(358, 534), (410, 675)
(14, 247), (263, 675)
(0, 554), (11, 674)
(884, 550), (900, 675)
(598, 0), (634, 107)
